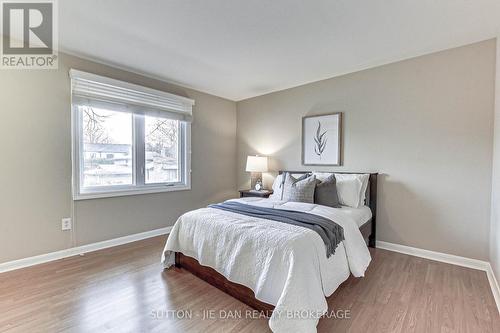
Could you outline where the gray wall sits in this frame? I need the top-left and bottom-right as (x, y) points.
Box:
(237, 40), (495, 261)
(0, 53), (237, 263)
(490, 40), (500, 283)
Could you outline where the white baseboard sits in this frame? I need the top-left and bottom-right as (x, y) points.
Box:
(0, 226), (172, 274)
(487, 264), (500, 314)
(376, 241), (490, 270)
(376, 240), (500, 314)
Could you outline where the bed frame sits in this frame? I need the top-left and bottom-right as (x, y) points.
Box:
(174, 171), (378, 314)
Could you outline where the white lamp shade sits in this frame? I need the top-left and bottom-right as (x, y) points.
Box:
(246, 156), (268, 172)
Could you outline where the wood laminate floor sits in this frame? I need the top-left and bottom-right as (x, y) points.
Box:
(0, 236), (499, 333)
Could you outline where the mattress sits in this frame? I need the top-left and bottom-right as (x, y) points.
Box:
(338, 205), (373, 227)
(265, 196), (373, 227)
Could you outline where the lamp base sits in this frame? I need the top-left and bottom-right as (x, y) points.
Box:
(250, 172), (262, 190)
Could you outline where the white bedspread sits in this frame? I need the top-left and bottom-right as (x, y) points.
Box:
(162, 198), (371, 333)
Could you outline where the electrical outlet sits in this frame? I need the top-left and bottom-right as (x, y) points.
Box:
(62, 218), (72, 231)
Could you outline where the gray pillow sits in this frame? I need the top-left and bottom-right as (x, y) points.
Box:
(314, 174), (341, 208)
(277, 173), (310, 200)
(282, 173), (317, 203)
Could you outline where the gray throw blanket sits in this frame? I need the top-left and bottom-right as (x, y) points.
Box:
(208, 201), (344, 257)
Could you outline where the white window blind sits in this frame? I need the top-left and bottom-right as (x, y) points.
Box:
(70, 69), (195, 122)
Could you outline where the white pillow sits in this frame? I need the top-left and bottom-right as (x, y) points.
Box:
(269, 174), (284, 201)
(333, 173), (370, 208)
(312, 171), (333, 182)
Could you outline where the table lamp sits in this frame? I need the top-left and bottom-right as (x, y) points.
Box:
(246, 155), (268, 190)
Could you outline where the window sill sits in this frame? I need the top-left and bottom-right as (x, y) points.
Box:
(73, 184), (191, 201)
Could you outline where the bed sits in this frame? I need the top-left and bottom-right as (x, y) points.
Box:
(162, 172), (377, 332)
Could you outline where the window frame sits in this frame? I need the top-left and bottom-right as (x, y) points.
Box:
(71, 105), (191, 201)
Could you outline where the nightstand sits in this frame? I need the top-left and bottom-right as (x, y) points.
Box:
(239, 189), (273, 198)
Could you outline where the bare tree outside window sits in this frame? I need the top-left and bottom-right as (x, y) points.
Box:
(145, 117), (180, 183)
(145, 118), (178, 157)
(80, 106), (133, 187)
(82, 106), (111, 144)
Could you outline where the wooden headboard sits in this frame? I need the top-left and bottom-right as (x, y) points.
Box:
(279, 171), (378, 247)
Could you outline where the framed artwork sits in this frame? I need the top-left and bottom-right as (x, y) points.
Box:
(302, 112), (342, 166)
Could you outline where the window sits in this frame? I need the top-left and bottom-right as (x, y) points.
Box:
(71, 70), (194, 200)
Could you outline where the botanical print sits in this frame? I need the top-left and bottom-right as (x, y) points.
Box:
(314, 121), (327, 158)
(303, 113), (342, 165)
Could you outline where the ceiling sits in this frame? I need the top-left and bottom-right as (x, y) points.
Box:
(60, 0), (500, 101)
